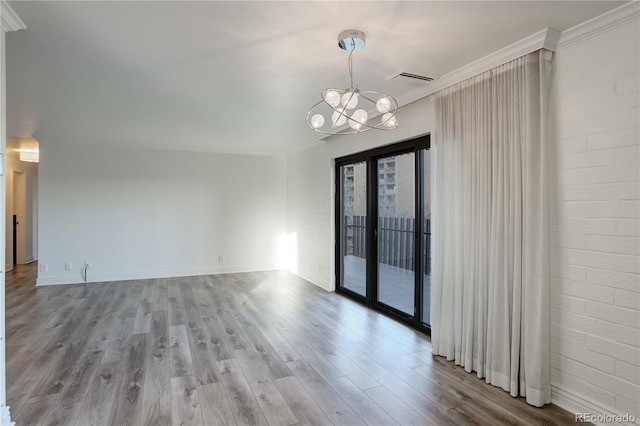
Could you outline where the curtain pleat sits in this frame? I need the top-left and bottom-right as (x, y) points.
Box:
(431, 50), (552, 407)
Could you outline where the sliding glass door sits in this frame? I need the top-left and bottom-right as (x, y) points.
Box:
(421, 148), (432, 326)
(338, 161), (367, 298)
(336, 135), (431, 333)
(376, 152), (415, 315)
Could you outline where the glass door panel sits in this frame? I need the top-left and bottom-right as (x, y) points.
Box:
(377, 153), (415, 315)
(421, 149), (432, 325)
(335, 135), (431, 334)
(340, 162), (367, 296)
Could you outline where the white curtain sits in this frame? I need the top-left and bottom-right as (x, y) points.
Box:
(431, 50), (552, 407)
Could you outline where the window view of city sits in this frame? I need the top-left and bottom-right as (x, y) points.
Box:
(341, 162), (367, 297)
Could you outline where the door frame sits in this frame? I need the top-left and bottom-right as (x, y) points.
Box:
(335, 134), (431, 335)
(12, 170), (26, 265)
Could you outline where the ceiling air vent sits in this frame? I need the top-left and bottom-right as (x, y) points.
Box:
(388, 70), (437, 86)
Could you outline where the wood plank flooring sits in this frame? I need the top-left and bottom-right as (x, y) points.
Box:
(5, 263), (578, 425)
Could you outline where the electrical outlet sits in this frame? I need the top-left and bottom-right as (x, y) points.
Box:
(65, 262), (72, 271)
(40, 263), (48, 272)
(85, 260), (92, 269)
(219, 255), (225, 262)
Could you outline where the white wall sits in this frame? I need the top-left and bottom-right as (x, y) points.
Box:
(549, 11), (640, 421)
(286, 98), (435, 290)
(4, 151), (38, 269)
(286, 5), (639, 421)
(37, 144), (286, 285)
(0, 26), (7, 426)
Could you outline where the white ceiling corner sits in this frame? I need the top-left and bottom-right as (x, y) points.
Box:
(557, 1), (640, 51)
(394, 27), (563, 110)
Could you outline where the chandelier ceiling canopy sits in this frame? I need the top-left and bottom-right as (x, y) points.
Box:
(305, 30), (398, 135)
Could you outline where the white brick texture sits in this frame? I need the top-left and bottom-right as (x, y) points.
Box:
(285, 145), (333, 291)
(286, 7), (638, 423)
(551, 14), (640, 421)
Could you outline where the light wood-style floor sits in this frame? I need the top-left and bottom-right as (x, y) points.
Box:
(6, 263), (577, 425)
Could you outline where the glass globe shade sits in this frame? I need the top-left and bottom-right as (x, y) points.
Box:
(349, 109), (368, 130)
(382, 112), (398, 128)
(332, 109), (348, 126)
(310, 114), (325, 129)
(376, 97), (391, 113)
(341, 91), (359, 109)
(324, 90), (341, 107)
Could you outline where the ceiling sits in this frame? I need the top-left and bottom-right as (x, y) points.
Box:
(6, 1), (624, 155)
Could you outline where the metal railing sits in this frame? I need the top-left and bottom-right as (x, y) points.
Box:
(344, 215), (431, 275)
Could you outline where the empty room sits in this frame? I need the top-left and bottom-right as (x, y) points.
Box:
(0, 1), (638, 425)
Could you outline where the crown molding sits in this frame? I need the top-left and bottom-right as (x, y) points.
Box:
(395, 2), (640, 105)
(395, 27), (561, 108)
(1, 2), (25, 33)
(557, 1), (640, 51)
(290, 27), (562, 152)
(293, 3), (637, 155)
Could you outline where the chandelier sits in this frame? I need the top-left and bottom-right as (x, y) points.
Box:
(306, 30), (398, 135)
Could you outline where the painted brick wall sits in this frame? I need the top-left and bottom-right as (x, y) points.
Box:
(550, 13), (640, 421)
(286, 143), (334, 290)
(286, 6), (639, 421)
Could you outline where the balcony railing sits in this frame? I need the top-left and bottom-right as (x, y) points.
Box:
(344, 215), (431, 275)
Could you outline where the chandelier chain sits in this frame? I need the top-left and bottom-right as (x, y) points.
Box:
(348, 38), (355, 88)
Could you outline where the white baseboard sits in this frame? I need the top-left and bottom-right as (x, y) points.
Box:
(287, 269), (331, 292)
(4, 264), (12, 272)
(552, 384), (639, 426)
(35, 264), (279, 286)
(24, 256), (36, 264)
(0, 405), (14, 426)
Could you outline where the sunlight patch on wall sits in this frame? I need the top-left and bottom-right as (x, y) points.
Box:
(277, 232), (298, 273)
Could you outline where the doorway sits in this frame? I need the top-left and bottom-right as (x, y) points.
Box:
(12, 171), (25, 266)
(335, 135), (431, 333)
(6, 145), (39, 273)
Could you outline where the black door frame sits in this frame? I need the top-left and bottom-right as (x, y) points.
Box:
(12, 214), (17, 265)
(335, 134), (431, 335)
